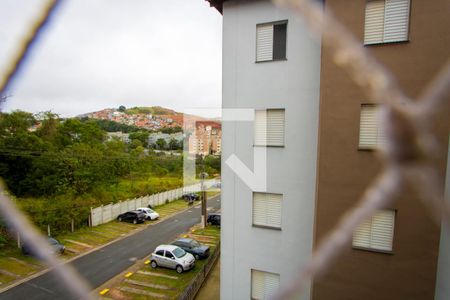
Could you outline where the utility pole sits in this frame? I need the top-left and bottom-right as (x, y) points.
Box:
(200, 155), (208, 228)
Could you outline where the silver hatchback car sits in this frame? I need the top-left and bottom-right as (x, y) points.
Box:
(150, 245), (195, 273)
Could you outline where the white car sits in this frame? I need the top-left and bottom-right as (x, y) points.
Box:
(150, 245), (195, 273)
(137, 207), (160, 220)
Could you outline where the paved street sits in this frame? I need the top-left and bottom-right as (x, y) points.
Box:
(0, 195), (221, 300)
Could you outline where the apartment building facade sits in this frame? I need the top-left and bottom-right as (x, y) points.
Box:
(211, 0), (322, 298)
(188, 121), (222, 155)
(208, 0), (449, 299)
(313, 1), (450, 299)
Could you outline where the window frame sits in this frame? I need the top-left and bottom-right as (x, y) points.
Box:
(358, 103), (385, 151)
(252, 192), (283, 231)
(253, 108), (286, 148)
(363, 0), (411, 46)
(251, 269), (281, 300)
(255, 20), (288, 63)
(352, 209), (397, 254)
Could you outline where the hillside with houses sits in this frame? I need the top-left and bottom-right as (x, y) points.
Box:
(78, 106), (205, 131)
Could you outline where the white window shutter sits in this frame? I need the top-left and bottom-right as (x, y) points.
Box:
(364, 0), (385, 44)
(252, 270), (280, 300)
(359, 104), (379, 149)
(352, 218), (372, 248)
(253, 193), (282, 229)
(255, 109), (285, 146)
(384, 0), (410, 43)
(256, 24), (273, 62)
(252, 270), (265, 299)
(267, 109), (285, 146)
(371, 210), (395, 251)
(253, 193), (268, 226)
(255, 110), (268, 146)
(265, 193), (282, 228)
(352, 210), (395, 252)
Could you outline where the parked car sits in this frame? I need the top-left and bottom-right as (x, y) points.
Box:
(136, 207), (160, 220)
(117, 210), (146, 224)
(22, 237), (65, 256)
(150, 245), (195, 273)
(172, 238), (210, 260)
(182, 193), (200, 201)
(207, 213), (221, 226)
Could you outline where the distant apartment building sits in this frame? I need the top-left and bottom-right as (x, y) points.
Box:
(188, 121), (221, 155)
(106, 132), (130, 143)
(208, 0), (450, 299)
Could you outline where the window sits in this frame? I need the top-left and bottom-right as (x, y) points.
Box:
(155, 250), (164, 256)
(256, 21), (287, 62)
(251, 269), (280, 300)
(255, 109), (285, 147)
(253, 193), (282, 229)
(352, 209), (396, 252)
(359, 104), (385, 150)
(364, 0), (410, 45)
(165, 251), (174, 259)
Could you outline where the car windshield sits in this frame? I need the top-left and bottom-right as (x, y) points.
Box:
(173, 247), (186, 258)
(147, 209), (154, 213)
(189, 240), (200, 247)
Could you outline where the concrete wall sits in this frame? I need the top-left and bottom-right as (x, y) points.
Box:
(221, 0), (321, 299)
(90, 179), (219, 226)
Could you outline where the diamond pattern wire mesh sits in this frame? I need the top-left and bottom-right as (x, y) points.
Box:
(0, 0), (449, 299)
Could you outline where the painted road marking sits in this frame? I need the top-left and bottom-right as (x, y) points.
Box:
(125, 272), (133, 278)
(99, 289), (109, 295)
(144, 260), (150, 265)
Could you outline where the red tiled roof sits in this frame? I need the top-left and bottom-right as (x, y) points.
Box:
(196, 120), (221, 129)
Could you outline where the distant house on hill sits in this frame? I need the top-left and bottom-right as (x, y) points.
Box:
(106, 132), (130, 143)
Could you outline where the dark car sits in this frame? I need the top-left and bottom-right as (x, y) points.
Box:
(172, 238), (210, 260)
(182, 193), (200, 201)
(207, 213), (221, 226)
(117, 210), (146, 224)
(22, 237), (65, 256)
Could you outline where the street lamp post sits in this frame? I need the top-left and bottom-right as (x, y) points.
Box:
(200, 155), (208, 228)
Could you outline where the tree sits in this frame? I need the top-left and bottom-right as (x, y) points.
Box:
(160, 126), (182, 134)
(118, 105), (126, 112)
(156, 138), (167, 150)
(168, 138), (181, 150)
(55, 119), (105, 148)
(129, 131), (149, 147)
(35, 111), (59, 141)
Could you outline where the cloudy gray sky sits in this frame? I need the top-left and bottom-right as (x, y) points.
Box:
(0, 0), (222, 117)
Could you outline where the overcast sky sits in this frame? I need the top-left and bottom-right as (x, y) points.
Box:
(0, 0), (222, 118)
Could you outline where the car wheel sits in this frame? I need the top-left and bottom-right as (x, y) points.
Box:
(118, 217), (122, 222)
(195, 254), (200, 260)
(150, 260), (157, 268)
(176, 265), (183, 274)
(133, 219), (137, 224)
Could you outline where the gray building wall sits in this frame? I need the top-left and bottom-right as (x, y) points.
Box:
(435, 137), (450, 300)
(221, 0), (321, 299)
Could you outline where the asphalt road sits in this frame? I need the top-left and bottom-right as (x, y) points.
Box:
(0, 195), (221, 300)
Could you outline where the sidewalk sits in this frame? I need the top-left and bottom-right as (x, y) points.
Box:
(195, 258), (220, 300)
